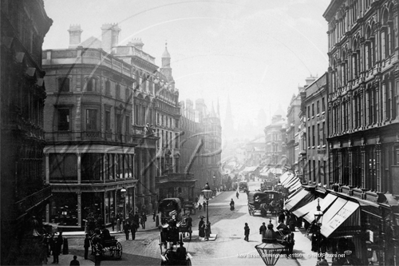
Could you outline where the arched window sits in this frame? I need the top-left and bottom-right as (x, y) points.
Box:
(381, 9), (389, 59)
(365, 26), (372, 69)
(388, 5), (395, 55)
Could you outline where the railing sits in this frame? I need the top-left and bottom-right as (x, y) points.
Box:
(45, 131), (136, 144)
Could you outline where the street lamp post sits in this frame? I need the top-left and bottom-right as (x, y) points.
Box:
(202, 183), (212, 240)
(314, 199), (324, 263)
(120, 187), (127, 221)
(255, 220), (285, 266)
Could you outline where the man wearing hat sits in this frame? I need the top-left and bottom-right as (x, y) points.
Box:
(176, 241), (187, 261)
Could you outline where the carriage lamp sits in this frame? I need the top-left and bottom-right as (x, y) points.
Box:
(202, 183), (212, 239)
(313, 199), (323, 263)
(255, 220), (285, 266)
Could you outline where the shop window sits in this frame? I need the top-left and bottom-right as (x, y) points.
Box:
(82, 192), (104, 228)
(49, 153), (77, 181)
(81, 153), (103, 181)
(50, 193), (78, 226)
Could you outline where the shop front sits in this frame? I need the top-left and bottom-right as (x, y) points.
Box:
(47, 182), (136, 231)
(156, 173), (197, 204)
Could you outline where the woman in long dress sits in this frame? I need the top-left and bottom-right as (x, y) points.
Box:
(198, 217), (205, 237)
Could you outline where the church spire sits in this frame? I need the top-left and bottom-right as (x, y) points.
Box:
(160, 42), (174, 84)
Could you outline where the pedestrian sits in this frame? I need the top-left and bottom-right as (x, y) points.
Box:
(153, 210), (157, 222)
(130, 221), (137, 240)
(57, 231), (63, 255)
(203, 201), (206, 211)
(69, 255), (80, 266)
(198, 203), (202, 211)
(259, 222), (266, 243)
(110, 212), (115, 231)
(236, 191), (239, 199)
(244, 223), (250, 241)
(134, 213), (140, 229)
(141, 212), (147, 229)
(84, 234), (90, 260)
(286, 233), (295, 258)
(94, 248), (101, 266)
(52, 236), (60, 264)
(198, 216), (205, 238)
(278, 211), (285, 224)
(123, 221), (130, 240)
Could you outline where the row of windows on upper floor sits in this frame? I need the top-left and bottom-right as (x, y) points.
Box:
(328, 0), (393, 49)
(330, 23), (395, 92)
(56, 76), (176, 102)
(307, 122), (327, 148)
(307, 98), (326, 119)
(329, 77), (398, 135)
(265, 133), (282, 141)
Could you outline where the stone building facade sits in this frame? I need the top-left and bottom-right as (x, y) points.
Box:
(323, 1), (399, 264)
(42, 25), (162, 230)
(304, 74), (328, 185)
(1, 0), (52, 264)
(264, 109), (287, 168)
(178, 99), (222, 196)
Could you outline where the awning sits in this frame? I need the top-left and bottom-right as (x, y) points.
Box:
(321, 200), (359, 238)
(293, 197), (322, 218)
(285, 189), (313, 211)
(281, 174), (298, 187)
(321, 197), (347, 225)
(241, 166), (257, 173)
(280, 171), (294, 184)
(302, 194), (338, 223)
(286, 177), (300, 189)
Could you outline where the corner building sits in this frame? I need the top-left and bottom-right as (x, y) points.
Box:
(42, 25), (161, 230)
(324, 1), (399, 264)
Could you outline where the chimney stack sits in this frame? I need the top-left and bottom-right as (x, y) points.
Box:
(68, 25), (82, 48)
(101, 23), (121, 53)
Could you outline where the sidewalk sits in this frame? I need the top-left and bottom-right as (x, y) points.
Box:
(56, 253), (93, 266)
(62, 191), (225, 238)
(292, 226), (318, 266)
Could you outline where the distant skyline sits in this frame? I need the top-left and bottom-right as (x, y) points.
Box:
(43, 0), (331, 139)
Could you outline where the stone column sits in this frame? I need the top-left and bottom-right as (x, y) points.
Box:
(45, 153), (50, 184)
(360, 145), (366, 188)
(77, 191), (82, 228)
(382, 81), (387, 122)
(376, 144), (381, 192)
(348, 147), (353, 186)
(77, 153), (81, 184)
(338, 149), (343, 184)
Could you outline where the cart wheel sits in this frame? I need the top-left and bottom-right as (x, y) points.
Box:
(115, 242), (122, 259)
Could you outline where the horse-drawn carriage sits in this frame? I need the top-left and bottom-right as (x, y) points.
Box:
(248, 190), (284, 216)
(182, 200), (196, 215)
(90, 229), (122, 259)
(158, 198), (182, 224)
(159, 219), (192, 265)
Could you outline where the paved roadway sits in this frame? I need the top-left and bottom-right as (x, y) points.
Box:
(65, 181), (311, 266)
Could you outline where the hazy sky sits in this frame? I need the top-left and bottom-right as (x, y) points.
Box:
(43, 0), (331, 138)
